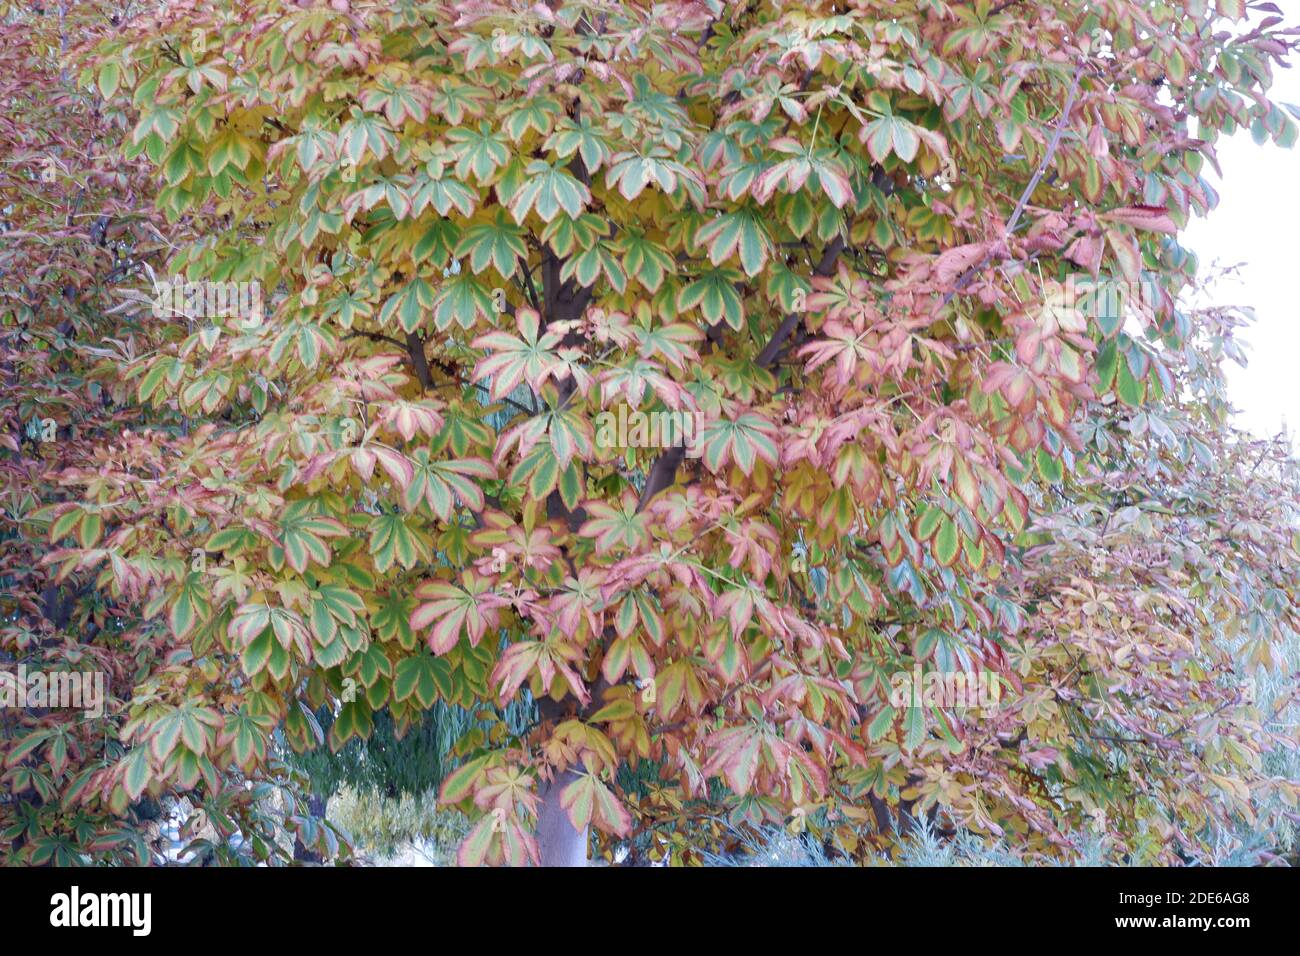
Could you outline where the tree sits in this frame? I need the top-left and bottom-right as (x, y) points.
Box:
(0, 0), (193, 864)
(1003, 289), (1300, 863)
(0, 0), (329, 865)
(13, 0), (1297, 866)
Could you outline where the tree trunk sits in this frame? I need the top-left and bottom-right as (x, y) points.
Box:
(536, 769), (588, 866)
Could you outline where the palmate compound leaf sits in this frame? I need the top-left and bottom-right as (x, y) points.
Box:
(559, 772), (633, 837)
(696, 206), (773, 277)
(457, 811), (540, 867)
(367, 512), (430, 572)
(700, 725), (764, 795)
(377, 277), (436, 333)
(675, 267), (745, 330)
(860, 92), (924, 164)
(491, 638), (590, 706)
(168, 572), (211, 638)
(507, 160), (591, 224)
(307, 583), (366, 651)
(455, 211), (528, 279)
(328, 700), (375, 750)
(577, 493), (652, 554)
(392, 654), (455, 708)
(276, 513), (347, 575)
(409, 574), (509, 654)
(403, 452), (495, 520)
(698, 413), (780, 475)
(471, 307), (564, 400)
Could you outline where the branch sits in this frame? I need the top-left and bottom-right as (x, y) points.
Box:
(755, 234), (845, 369)
(939, 62), (1086, 310)
(404, 331), (433, 391)
(635, 235), (845, 513)
(343, 329), (406, 350)
(635, 444), (685, 513)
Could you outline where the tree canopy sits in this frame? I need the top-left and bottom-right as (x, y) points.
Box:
(3, 0), (1299, 866)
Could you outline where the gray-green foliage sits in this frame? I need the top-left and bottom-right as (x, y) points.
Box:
(288, 682), (534, 801)
(328, 785), (468, 864)
(703, 821), (1139, 867)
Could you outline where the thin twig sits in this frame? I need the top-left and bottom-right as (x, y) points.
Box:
(939, 62), (1086, 311)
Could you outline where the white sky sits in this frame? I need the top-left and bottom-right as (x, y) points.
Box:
(1181, 30), (1300, 447)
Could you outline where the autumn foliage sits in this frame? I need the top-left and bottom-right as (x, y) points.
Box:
(3, 0), (1300, 866)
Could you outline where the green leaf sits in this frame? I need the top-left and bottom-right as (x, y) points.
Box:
(1035, 448), (1064, 484)
(122, 749), (152, 801)
(903, 704), (927, 751)
(1095, 338), (1119, 391)
(240, 630), (275, 678)
(932, 516), (960, 567)
(677, 269), (745, 329)
(170, 573), (211, 639)
(97, 61), (122, 99)
(1116, 358), (1146, 406)
(868, 706), (896, 742)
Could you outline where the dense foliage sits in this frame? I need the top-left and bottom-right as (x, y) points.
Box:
(3, 0), (1299, 866)
(1, 0), (196, 864)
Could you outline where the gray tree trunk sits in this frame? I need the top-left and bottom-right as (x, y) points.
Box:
(536, 769), (588, 866)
